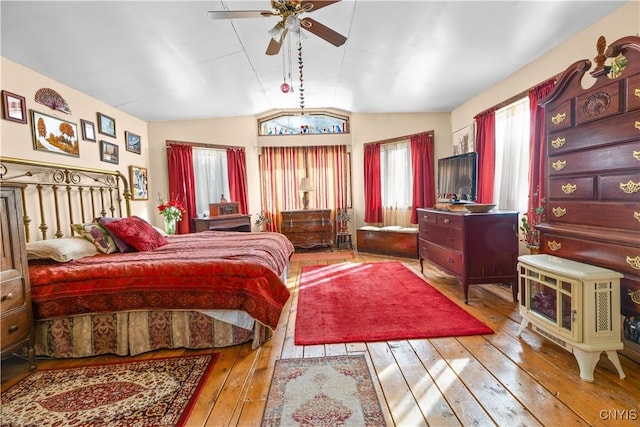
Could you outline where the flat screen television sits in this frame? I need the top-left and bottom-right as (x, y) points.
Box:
(437, 152), (477, 203)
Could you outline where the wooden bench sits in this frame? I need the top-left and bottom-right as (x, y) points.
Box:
(356, 226), (419, 259)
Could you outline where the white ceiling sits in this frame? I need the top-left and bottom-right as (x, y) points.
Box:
(0, 1), (627, 122)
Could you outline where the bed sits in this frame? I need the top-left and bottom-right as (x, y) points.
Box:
(0, 157), (294, 358)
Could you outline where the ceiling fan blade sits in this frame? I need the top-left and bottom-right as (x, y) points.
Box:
(300, 1), (341, 13)
(266, 29), (288, 56)
(300, 17), (346, 47)
(207, 10), (273, 20)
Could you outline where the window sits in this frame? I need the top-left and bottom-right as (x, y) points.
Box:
(380, 140), (413, 226)
(493, 97), (530, 213)
(192, 147), (230, 215)
(258, 111), (349, 135)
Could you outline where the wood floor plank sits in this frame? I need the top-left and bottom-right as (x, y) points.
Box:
(367, 341), (428, 427)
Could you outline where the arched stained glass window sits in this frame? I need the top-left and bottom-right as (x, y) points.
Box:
(258, 111), (349, 136)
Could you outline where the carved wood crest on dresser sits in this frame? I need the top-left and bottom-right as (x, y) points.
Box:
(537, 35), (640, 361)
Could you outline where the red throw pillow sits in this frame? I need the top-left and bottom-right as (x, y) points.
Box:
(102, 216), (168, 251)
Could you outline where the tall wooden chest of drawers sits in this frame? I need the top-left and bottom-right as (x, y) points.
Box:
(281, 209), (333, 250)
(417, 208), (519, 303)
(537, 36), (640, 361)
(1, 184), (35, 380)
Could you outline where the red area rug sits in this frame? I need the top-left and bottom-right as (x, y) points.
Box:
(1, 354), (217, 427)
(295, 261), (493, 345)
(261, 355), (386, 426)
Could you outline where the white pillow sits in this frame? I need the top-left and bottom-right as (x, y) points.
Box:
(26, 237), (99, 262)
(152, 225), (169, 237)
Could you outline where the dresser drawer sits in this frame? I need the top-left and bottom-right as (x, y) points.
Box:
(600, 172), (640, 202)
(541, 232), (640, 276)
(575, 80), (622, 125)
(545, 201), (640, 231)
(1, 278), (25, 313)
(1, 306), (30, 347)
(418, 209), (437, 226)
(548, 176), (595, 200)
(420, 224), (463, 251)
(626, 72), (640, 112)
(420, 241), (463, 276)
(547, 113), (640, 155)
(548, 140), (640, 176)
(435, 213), (464, 228)
(546, 99), (573, 131)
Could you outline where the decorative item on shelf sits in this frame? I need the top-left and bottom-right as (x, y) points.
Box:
(463, 203), (495, 213)
(157, 195), (186, 235)
(254, 210), (272, 231)
(220, 194), (227, 203)
(298, 177), (313, 210)
(335, 208), (351, 232)
(520, 201), (545, 253)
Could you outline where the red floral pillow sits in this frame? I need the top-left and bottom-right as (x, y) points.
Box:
(102, 216), (168, 252)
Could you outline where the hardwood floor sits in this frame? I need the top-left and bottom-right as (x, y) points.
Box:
(4, 252), (640, 426)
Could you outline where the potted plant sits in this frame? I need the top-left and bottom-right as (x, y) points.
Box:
(254, 210), (272, 231)
(335, 208), (351, 232)
(520, 203), (545, 253)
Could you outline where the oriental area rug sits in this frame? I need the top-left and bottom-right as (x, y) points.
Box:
(1, 354), (218, 427)
(295, 261), (493, 345)
(261, 355), (386, 427)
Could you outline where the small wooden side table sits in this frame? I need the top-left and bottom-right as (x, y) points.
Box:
(336, 231), (352, 249)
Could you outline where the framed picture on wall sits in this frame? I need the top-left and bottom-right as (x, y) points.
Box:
(2, 90), (27, 123)
(100, 140), (119, 164)
(125, 131), (141, 154)
(129, 165), (148, 200)
(97, 112), (116, 137)
(453, 124), (475, 155)
(31, 110), (79, 157)
(81, 119), (96, 142)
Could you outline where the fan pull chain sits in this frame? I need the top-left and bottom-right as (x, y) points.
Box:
(298, 39), (305, 114)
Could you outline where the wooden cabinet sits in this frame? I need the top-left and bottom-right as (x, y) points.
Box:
(1, 184), (35, 380)
(209, 202), (239, 217)
(194, 215), (251, 232)
(417, 208), (518, 304)
(537, 36), (640, 361)
(281, 209), (333, 249)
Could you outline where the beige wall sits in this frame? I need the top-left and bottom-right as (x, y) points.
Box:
(451, 1), (640, 131)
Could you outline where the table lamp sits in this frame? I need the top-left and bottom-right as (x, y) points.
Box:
(298, 178), (314, 209)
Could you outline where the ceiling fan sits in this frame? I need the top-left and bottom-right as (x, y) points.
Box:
(208, 0), (347, 55)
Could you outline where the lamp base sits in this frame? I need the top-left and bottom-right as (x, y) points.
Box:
(302, 191), (310, 209)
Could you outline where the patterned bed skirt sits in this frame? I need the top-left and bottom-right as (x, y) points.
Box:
(34, 310), (272, 358)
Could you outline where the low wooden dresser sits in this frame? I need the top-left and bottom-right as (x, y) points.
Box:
(281, 209), (333, 250)
(194, 215), (251, 232)
(1, 184), (35, 381)
(417, 208), (519, 303)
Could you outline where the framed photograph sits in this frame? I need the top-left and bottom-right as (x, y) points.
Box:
(100, 140), (119, 164)
(453, 123), (475, 155)
(2, 90), (27, 123)
(31, 110), (79, 157)
(97, 112), (116, 137)
(125, 131), (141, 154)
(81, 119), (96, 142)
(129, 165), (149, 200)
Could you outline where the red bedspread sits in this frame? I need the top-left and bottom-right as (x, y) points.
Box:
(29, 231), (294, 330)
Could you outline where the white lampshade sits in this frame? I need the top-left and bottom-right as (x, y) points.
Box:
(298, 177), (314, 192)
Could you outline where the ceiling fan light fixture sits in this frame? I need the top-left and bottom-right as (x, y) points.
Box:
(284, 14), (300, 33)
(268, 22), (285, 40)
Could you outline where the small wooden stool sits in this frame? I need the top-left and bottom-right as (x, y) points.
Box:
(336, 232), (353, 249)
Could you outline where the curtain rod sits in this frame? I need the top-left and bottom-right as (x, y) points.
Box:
(165, 140), (242, 150)
(364, 130), (434, 147)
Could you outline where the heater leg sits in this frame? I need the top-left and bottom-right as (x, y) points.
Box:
(516, 318), (529, 337)
(605, 350), (626, 380)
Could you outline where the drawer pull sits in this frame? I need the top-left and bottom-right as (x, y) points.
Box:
(635, 121), (640, 131)
(8, 325), (19, 334)
(627, 256), (640, 270)
(561, 183), (577, 194)
(1, 292), (14, 302)
(629, 290), (640, 305)
(444, 218), (451, 224)
(552, 160), (566, 171)
(447, 258), (454, 263)
(633, 151), (640, 161)
(552, 113), (566, 125)
(547, 240), (562, 251)
(552, 207), (566, 217)
(634, 211), (640, 222)
(635, 88), (640, 98)
(551, 137), (566, 149)
(619, 180), (640, 194)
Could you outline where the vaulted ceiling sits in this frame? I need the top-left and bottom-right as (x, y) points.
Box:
(0, 1), (627, 121)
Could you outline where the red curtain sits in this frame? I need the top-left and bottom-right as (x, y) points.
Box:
(226, 147), (248, 214)
(409, 132), (435, 224)
(474, 109), (496, 203)
(167, 144), (196, 234)
(363, 143), (382, 223)
(528, 78), (556, 216)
